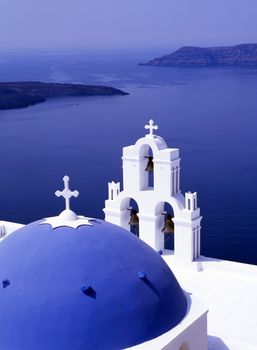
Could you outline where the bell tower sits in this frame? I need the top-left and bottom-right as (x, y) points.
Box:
(103, 120), (202, 265)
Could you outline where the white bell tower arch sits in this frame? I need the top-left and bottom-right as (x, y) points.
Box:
(103, 120), (202, 265)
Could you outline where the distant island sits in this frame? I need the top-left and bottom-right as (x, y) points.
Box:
(0, 82), (128, 110)
(140, 43), (257, 67)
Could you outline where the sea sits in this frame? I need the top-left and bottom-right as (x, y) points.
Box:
(0, 48), (257, 265)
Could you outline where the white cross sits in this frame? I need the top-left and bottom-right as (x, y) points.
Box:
(55, 176), (79, 211)
(145, 119), (158, 136)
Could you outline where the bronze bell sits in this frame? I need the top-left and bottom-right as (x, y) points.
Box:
(145, 156), (154, 172)
(128, 209), (139, 226)
(161, 213), (174, 234)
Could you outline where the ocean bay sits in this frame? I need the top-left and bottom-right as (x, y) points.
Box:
(0, 50), (257, 264)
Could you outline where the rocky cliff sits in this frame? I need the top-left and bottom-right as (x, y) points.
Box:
(140, 44), (257, 67)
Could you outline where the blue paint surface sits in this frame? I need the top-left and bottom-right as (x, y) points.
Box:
(0, 219), (187, 350)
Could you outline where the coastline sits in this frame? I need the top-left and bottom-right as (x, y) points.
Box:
(0, 81), (128, 110)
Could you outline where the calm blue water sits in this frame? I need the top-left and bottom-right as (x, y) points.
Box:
(0, 50), (257, 264)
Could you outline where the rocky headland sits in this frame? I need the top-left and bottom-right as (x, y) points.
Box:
(0, 82), (128, 110)
(140, 43), (257, 67)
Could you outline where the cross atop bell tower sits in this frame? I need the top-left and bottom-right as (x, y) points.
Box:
(145, 119), (158, 137)
(104, 119), (202, 266)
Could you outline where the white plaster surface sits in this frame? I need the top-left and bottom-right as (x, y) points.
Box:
(0, 220), (24, 241)
(127, 294), (208, 350)
(40, 212), (95, 229)
(104, 130), (202, 264)
(163, 252), (257, 350)
(104, 124), (257, 349)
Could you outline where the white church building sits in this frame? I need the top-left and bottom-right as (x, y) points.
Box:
(0, 120), (256, 350)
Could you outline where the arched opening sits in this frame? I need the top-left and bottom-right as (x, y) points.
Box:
(155, 202), (175, 251)
(128, 199), (139, 237)
(146, 148), (154, 188)
(139, 144), (155, 190)
(179, 342), (189, 350)
(163, 203), (174, 250)
(120, 197), (140, 237)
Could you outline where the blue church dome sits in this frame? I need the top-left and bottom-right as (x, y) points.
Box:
(0, 218), (187, 350)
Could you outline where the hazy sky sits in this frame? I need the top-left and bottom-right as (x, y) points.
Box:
(1, 0), (257, 50)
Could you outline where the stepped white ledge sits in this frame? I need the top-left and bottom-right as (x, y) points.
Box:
(41, 211), (94, 229)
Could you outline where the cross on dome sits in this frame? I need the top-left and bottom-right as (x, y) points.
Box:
(145, 119), (158, 137)
(41, 176), (94, 229)
(55, 175), (79, 211)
